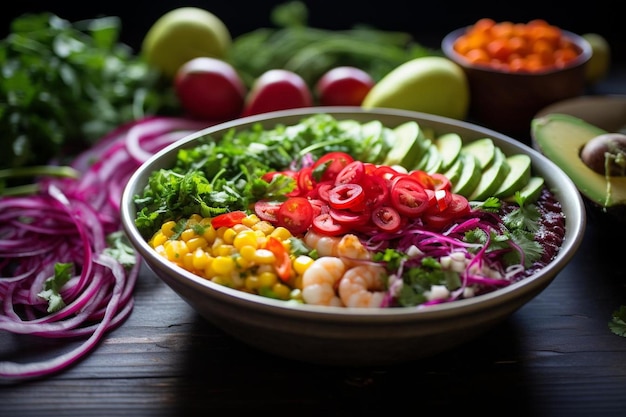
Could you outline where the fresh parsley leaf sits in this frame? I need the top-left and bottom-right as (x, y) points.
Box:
(609, 306), (626, 337)
(38, 262), (73, 313)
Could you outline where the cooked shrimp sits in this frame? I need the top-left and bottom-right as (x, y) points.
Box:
(301, 257), (346, 306)
(338, 264), (387, 308)
(304, 230), (340, 257)
(304, 231), (370, 263)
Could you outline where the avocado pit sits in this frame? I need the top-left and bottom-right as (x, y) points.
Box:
(580, 133), (626, 176)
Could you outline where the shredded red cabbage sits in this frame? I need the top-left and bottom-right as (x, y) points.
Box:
(0, 116), (211, 380)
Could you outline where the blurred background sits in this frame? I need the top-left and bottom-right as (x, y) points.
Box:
(2, 0), (625, 64)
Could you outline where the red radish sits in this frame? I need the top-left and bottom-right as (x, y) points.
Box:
(315, 66), (375, 106)
(242, 69), (313, 117)
(174, 57), (247, 121)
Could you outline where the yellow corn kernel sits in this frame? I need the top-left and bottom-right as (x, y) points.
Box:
(221, 228), (237, 245)
(164, 240), (189, 261)
(202, 225), (217, 243)
(186, 236), (208, 251)
(232, 223), (251, 233)
(258, 271), (278, 288)
(233, 230), (259, 250)
(180, 228), (197, 242)
(182, 252), (195, 271)
(239, 244), (257, 261)
(154, 245), (166, 257)
(290, 274), (303, 291)
(253, 249), (276, 264)
(188, 213), (202, 224)
(270, 226), (292, 241)
(150, 231), (167, 248)
(290, 288), (303, 302)
(242, 214), (260, 227)
(161, 220), (177, 238)
(215, 244), (235, 256)
(212, 255), (235, 275)
(236, 255), (254, 270)
(192, 248), (210, 271)
(199, 217), (212, 227)
(252, 220), (274, 235)
(245, 275), (260, 291)
(272, 282), (292, 300)
(293, 255), (315, 275)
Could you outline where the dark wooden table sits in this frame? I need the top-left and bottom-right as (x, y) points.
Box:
(2, 70), (626, 417)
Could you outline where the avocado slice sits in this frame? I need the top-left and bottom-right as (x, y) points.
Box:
(435, 132), (462, 171)
(452, 153), (481, 197)
(384, 120), (427, 168)
(494, 154), (532, 198)
(505, 176), (545, 203)
(531, 113), (626, 208)
(469, 147), (511, 201)
(461, 137), (496, 169)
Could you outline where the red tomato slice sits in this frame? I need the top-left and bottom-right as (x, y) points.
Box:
(371, 205), (402, 232)
(390, 176), (430, 217)
(297, 166), (316, 194)
(314, 181), (334, 202)
(334, 160), (365, 185)
(254, 200), (282, 223)
(329, 207), (370, 226)
(312, 152), (354, 183)
(276, 197), (314, 235)
(211, 211), (247, 228)
(328, 183), (365, 210)
(266, 236), (292, 281)
(409, 170), (436, 190)
(311, 213), (350, 236)
(361, 174), (389, 208)
(430, 172), (452, 191)
(422, 193), (471, 229)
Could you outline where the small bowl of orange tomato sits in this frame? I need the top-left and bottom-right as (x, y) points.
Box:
(442, 18), (592, 139)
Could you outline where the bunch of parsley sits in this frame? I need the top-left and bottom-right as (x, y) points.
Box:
(0, 13), (176, 173)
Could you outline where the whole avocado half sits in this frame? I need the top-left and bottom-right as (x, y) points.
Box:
(531, 113), (626, 222)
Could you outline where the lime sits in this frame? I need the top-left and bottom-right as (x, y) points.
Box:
(141, 7), (232, 78)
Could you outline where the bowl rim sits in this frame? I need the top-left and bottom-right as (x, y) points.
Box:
(441, 26), (592, 75)
(120, 106), (587, 320)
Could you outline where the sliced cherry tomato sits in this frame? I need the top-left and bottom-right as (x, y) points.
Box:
(374, 165), (402, 185)
(308, 198), (327, 217)
(328, 183), (365, 210)
(312, 152), (354, 182)
(254, 200), (282, 223)
(431, 189), (452, 212)
(390, 176), (430, 217)
(266, 236), (292, 281)
(422, 193), (471, 229)
(361, 174), (389, 208)
(314, 181), (334, 202)
(276, 197), (314, 235)
(329, 207), (370, 226)
(311, 213), (350, 236)
(211, 211), (247, 228)
(334, 160), (365, 185)
(297, 166), (316, 194)
(409, 170), (436, 189)
(371, 205), (402, 232)
(430, 172), (452, 191)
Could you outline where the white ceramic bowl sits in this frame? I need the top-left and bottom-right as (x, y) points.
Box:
(120, 107), (586, 366)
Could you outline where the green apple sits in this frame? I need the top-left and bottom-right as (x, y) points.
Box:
(362, 56), (470, 120)
(582, 33), (611, 84)
(141, 7), (232, 78)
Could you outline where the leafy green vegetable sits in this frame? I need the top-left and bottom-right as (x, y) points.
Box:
(0, 13), (176, 174)
(228, 1), (438, 88)
(38, 262), (73, 313)
(609, 306), (626, 337)
(134, 114), (385, 238)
